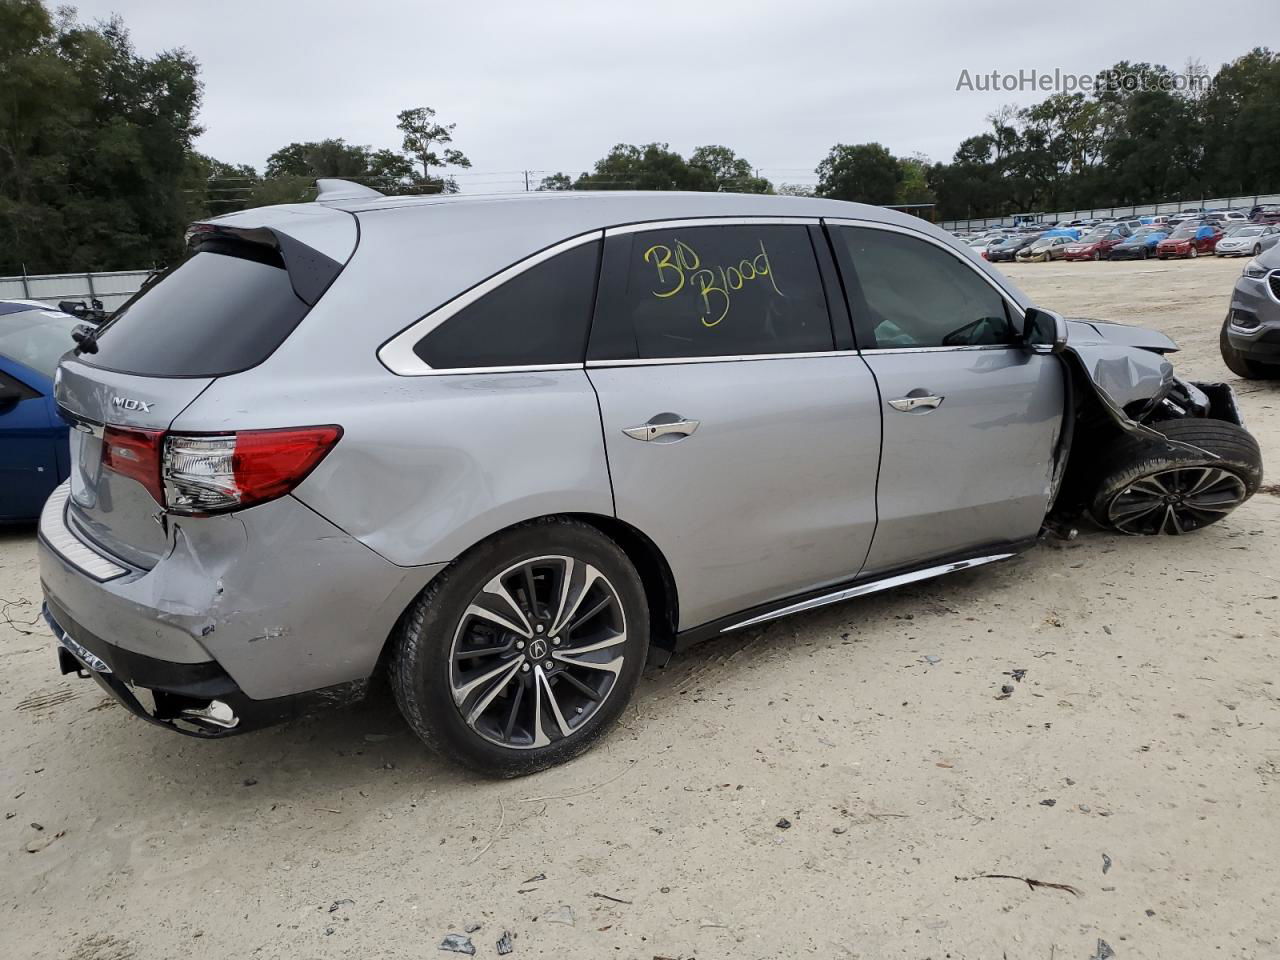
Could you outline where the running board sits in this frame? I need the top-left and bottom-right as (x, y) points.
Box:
(719, 553), (1015, 634)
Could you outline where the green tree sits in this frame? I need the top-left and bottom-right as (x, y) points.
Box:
(537, 172), (573, 191)
(688, 144), (771, 193)
(575, 142), (713, 191)
(395, 106), (470, 193)
(0, 0), (206, 273)
(894, 153), (934, 206)
(815, 143), (902, 204)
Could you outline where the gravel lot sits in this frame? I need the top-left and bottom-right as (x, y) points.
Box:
(3, 255), (1277, 960)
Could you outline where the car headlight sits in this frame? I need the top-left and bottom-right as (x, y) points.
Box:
(1244, 259), (1269, 279)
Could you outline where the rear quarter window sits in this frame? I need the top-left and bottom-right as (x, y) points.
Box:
(84, 239), (312, 378)
(412, 240), (600, 370)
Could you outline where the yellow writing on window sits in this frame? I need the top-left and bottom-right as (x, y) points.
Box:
(642, 238), (783, 327)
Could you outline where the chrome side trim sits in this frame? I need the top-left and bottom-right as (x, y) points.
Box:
(822, 217), (1028, 322)
(605, 216), (820, 237)
(377, 230), (603, 376)
(587, 350), (849, 368)
(719, 553), (1015, 633)
(861, 343), (1015, 356)
(38, 481), (128, 582)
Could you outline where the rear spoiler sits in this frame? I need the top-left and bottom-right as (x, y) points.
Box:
(183, 224), (341, 306)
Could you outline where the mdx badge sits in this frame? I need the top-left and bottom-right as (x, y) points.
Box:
(112, 396), (153, 413)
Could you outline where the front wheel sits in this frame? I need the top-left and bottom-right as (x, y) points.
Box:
(1253, 244), (1262, 257)
(1089, 418), (1262, 535)
(1220, 316), (1280, 379)
(1093, 250), (1102, 261)
(1189, 246), (1198, 258)
(390, 519), (649, 776)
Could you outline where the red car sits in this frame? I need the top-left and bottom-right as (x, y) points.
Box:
(1156, 224), (1223, 259)
(1062, 226), (1131, 261)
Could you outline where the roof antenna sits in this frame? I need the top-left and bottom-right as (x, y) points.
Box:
(315, 179), (385, 202)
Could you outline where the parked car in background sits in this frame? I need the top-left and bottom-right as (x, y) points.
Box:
(36, 185), (1262, 774)
(0, 301), (76, 522)
(1063, 225), (1132, 261)
(1157, 223), (1223, 259)
(1252, 205), (1280, 225)
(1215, 225), (1280, 258)
(1109, 226), (1170, 260)
(1016, 235), (1073, 262)
(1221, 246), (1280, 379)
(988, 233), (1043, 262)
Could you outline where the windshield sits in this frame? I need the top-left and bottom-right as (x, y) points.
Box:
(1131, 228), (1161, 239)
(1083, 230), (1109, 241)
(1231, 227), (1263, 237)
(0, 310), (78, 379)
(1169, 228), (1197, 239)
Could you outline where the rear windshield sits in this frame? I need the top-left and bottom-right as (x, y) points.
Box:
(0, 311), (79, 378)
(84, 239), (310, 377)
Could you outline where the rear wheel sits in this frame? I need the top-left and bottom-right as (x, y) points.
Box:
(1253, 244), (1263, 257)
(390, 519), (649, 776)
(1220, 316), (1280, 379)
(1189, 246), (1198, 258)
(1090, 418), (1261, 535)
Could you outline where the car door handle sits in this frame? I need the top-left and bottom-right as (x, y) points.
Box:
(622, 415), (700, 442)
(888, 394), (944, 413)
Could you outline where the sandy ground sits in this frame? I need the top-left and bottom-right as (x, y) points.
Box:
(3, 255), (1278, 960)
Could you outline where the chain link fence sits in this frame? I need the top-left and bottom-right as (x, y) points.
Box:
(0, 269), (150, 312)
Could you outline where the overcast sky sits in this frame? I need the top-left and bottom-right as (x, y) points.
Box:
(73, 1), (1277, 193)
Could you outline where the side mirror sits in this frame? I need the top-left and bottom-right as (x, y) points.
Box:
(1023, 307), (1068, 355)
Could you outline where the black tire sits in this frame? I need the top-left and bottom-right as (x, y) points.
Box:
(1139, 248), (1148, 260)
(1090, 418), (1262, 535)
(1189, 246), (1198, 259)
(1220, 316), (1280, 379)
(1253, 244), (1262, 257)
(390, 518), (649, 777)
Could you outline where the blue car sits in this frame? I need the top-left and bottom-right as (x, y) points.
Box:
(1108, 226), (1170, 260)
(0, 302), (77, 522)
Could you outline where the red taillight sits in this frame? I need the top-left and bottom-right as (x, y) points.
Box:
(101, 426), (166, 504)
(163, 426), (342, 515)
(232, 426), (343, 507)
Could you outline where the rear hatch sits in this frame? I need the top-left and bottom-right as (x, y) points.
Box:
(55, 211), (354, 568)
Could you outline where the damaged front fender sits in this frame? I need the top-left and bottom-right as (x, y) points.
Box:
(1058, 316), (1242, 454)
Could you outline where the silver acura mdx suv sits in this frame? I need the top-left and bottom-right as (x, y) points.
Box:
(41, 184), (1261, 774)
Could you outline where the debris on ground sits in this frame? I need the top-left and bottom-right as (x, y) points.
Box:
(1090, 939), (1115, 960)
(923, 655), (942, 665)
(542, 905), (574, 926)
(1040, 799), (1057, 807)
(464, 922), (481, 933)
(956, 873), (1083, 898)
(1005, 668), (1027, 682)
(439, 933), (476, 955)
(363, 733), (391, 742)
(242, 778), (258, 787)
(328, 899), (354, 913)
(776, 817), (792, 829)
(522, 872), (546, 883)
(24, 829), (65, 853)
(997, 684), (1015, 700)
(832, 825), (848, 835)
(591, 892), (632, 905)
(1102, 853), (1113, 875)
(495, 931), (514, 955)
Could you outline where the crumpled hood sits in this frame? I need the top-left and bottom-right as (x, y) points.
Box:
(1066, 318), (1178, 353)
(1062, 318), (1176, 414)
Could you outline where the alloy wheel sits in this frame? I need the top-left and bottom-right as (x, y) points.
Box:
(448, 555), (627, 749)
(1107, 467), (1247, 535)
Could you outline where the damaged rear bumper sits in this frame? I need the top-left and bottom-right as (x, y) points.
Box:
(43, 598), (364, 738)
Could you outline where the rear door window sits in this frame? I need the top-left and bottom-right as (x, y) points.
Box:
(412, 240), (600, 369)
(596, 224), (834, 360)
(85, 239), (311, 378)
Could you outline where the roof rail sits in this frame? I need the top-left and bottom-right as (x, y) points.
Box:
(315, 179), (386, 202)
